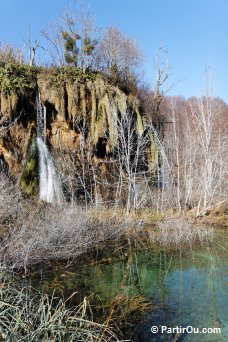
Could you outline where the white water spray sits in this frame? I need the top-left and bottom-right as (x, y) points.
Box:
(36, 90), (62, 204)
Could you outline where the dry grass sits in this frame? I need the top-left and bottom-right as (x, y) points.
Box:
(195, 199), (228, 226)
(154, 217), (214, 247)
(0, 266), (120, 341)
(107, 294), (153, 324)
(89, 207), (163, 224)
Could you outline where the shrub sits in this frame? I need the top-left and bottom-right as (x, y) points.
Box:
(156, 217), (214, 247)
(0, 63), (37, 93)
(1, 204), (126, 270)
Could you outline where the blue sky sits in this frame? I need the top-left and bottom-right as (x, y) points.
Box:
(0, 0), (227, 102)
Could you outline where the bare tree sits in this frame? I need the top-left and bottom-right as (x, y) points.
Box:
(41, 9), (97, 69)
(28, 39), (41, 66)
(95, 26), (143, 81)
(188, 97), (227, 210)
(77, 8), (98, 71)
(41, 11), (78, 66)
(0, 43), (23, 65)
(25, 26), (45, 66)
(107, 109), (153, 213)
(162, 72), (228, 213)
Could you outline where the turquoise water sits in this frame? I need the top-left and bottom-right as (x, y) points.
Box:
(35, 228), (227, 341)
(134, 249), (227, 341)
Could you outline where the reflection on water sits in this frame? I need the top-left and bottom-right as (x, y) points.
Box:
(34, 228), (227, 341)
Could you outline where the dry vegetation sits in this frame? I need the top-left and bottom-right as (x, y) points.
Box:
(0, 170), (220, 272)
(0, 171), (141, 270)
(0, 266), (120, 341)
(155, 217), (214, 247)
(2, 205), (129, 270)
(0, 44), (23, 65)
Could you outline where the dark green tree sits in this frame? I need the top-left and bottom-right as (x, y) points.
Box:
(81, 36), (97, 71)
(61, 30), (81, 66)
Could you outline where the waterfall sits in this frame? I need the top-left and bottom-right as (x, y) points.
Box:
(36, 89), (46, 142)
(36, 89), (62, 204)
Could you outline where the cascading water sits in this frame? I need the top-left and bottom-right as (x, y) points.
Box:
(36, 90), (46, 142)
(36, 89), (62, 204)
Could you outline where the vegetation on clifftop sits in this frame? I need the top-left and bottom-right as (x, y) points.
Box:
(0, 63), (38, 93)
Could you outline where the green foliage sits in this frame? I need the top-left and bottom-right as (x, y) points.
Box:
(60, 24), (97, 68)
(82, 36), (97, 56)
(0, 63), (37, 94)
(45, 66), (97, 89)
(61, 30), (80, 67)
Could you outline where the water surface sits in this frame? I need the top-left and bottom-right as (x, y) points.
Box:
(34, 227), (227, 341)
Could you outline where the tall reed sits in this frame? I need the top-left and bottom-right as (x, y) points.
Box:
(0, 267), (120, 341)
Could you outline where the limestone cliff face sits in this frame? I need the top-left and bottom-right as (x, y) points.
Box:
(37, 71), (144, 152)
(0, 91), (35, 175)
(0, 67), (146, 185)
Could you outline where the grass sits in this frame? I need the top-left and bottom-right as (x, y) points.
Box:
(0, 266), (120, 341)
(88, 207), (163, 224)
(105, 294), (153, 326)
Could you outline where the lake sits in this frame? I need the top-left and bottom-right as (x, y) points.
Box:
(32, 227), (227, 341)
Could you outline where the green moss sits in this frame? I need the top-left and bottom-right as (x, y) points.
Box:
(93, 101), (106, 144)
(20, 131), (39, 196)
(117, 93), (127, 115)
(107, 95), (118, 147)
(90, 86), (97, 143)
(80, 84), (87, 118)
(148, 132), (159, 173)
(135, 107), (144, 136)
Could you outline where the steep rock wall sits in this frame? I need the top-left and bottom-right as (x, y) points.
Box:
(0, 65), (156, 199)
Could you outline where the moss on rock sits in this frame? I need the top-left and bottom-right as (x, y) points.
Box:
(20, 130), (39, 196)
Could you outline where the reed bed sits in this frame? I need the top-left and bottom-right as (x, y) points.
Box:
(0, 267), (120, 341)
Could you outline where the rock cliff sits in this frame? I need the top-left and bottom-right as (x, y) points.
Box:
(0, 65), (158, 200)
